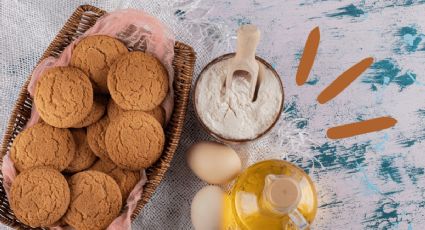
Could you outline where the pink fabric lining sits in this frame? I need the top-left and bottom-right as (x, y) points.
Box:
(3, 9), (174, 229)
(107, 171), (147, 230)
(1, 154), (17, 199)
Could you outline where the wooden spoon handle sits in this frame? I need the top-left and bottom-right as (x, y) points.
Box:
(226, 25), (261, 101)
(235, 24), (260, 62)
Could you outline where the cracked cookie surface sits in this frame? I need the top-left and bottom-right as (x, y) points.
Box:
(34, 66), (93, 128)
(65, 129), (97, 173)
(10, 123), (75, 172)
(107, 51), (169, 111)
(10, 167), (70, 227)
(87, 115), (110, 160)
(72, 95), (107, 128)
(64, 170), (122, 230)
(105, 111), (165, 170)
(70, 35), (128, 93)
(91, 158), (141, 202)
(107, 99), (165, 126)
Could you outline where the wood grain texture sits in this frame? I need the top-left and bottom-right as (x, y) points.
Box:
(2, 0), (425, 229)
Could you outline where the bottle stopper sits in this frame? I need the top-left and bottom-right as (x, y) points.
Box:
(263, 174), (302, 214)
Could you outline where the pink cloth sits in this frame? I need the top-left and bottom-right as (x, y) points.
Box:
(3, 9), (174, 229)
(1, 154), (17, 199)
(107, 171), (147, 230)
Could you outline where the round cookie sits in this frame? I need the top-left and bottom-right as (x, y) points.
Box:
(10, 123), (75, 172)
(91, 159), (141, 202)
(65, 129), (97, 173)
(107, 51), (169, 111)
(87, 115), (110, 160)
(105, 111), (165, 170)
(72, 96), (107, 128)
(70, 35), (128, 93)
(10, 167), (70, 227)
(34, 66), (93, 128)
(64, 171), (122, 230)
(107, 99), (165, 126)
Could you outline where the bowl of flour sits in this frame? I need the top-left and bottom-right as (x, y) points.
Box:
(194, 53), (284, 143)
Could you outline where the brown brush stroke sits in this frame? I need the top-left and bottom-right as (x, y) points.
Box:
(296, 27), (320, 86)
(327, 117), (397, 139)
(317, 57), (374, 104)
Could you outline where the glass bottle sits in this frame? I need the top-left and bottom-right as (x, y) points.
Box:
(227, 160), (317, 230)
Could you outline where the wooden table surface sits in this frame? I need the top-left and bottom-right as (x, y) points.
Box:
(1, 0), (425, 229)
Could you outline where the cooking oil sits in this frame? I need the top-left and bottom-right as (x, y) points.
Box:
(227, 160), (317, 230)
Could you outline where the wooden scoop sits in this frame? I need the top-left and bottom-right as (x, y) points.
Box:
(225, 25), (261, 101)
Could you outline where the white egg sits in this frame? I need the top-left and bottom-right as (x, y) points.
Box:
(191, 186), (225, 230)
(187, 142), (241, 185)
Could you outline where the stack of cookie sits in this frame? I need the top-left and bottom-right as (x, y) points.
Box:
(8, 35), (168, 229)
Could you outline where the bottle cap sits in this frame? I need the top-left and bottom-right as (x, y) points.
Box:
(264, 175), (301, 214)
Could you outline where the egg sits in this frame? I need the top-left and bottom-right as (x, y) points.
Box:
(191, 186), (226, 230)
(187, 142), (241, 185)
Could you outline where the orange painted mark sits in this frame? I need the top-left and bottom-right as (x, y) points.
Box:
(317, 57), (374, 104)
(296, 27), (320, 86)
(327, 117), (397, 139)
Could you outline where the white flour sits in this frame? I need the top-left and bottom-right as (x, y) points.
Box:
(195, 59), (283, 140)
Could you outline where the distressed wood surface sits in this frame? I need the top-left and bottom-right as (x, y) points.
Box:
(1, 0), (425, 229)
(156, 0), (425, 229)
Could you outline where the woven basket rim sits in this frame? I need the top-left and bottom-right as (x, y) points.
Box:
(0, 4), (196, 229)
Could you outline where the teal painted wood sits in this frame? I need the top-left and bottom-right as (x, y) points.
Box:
(201, 1), (425, 229)
(1, 0), (425, 229)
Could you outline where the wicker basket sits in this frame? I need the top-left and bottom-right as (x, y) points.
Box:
(0, 5), (196, 229)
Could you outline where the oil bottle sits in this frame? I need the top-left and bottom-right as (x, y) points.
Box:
(226, 159), (318, 230)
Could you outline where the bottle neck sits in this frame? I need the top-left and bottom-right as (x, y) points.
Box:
(262, 174), (301, 215)
(262, 174), (310, 229)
